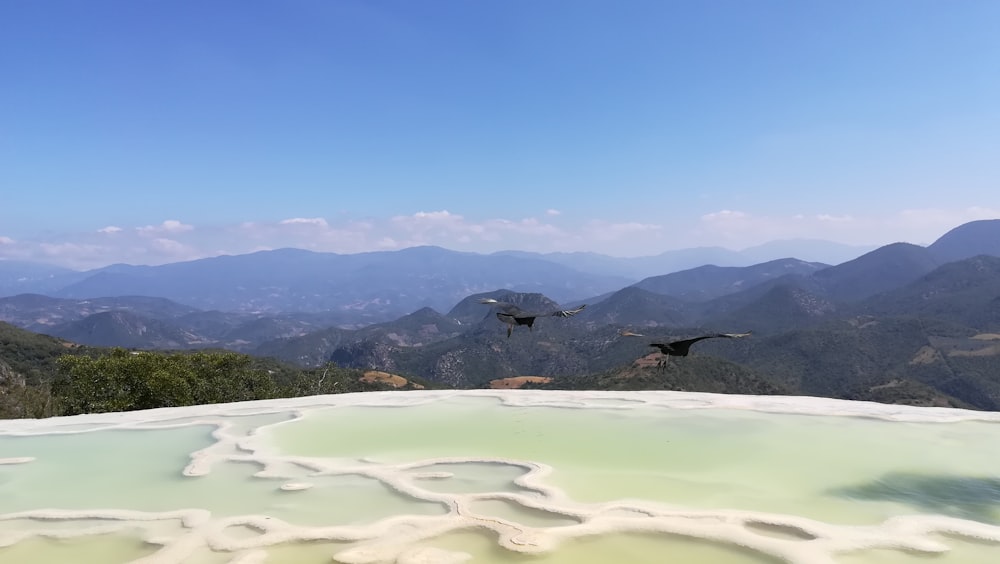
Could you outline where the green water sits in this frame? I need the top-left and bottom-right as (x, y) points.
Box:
(0, 424), (445, 526)
(413, 461), (537, 495)
(0, 534), (157, 564)
(835, 535), (1000, 564)
(406, 530), (782, 564)
(256, 540), (353, 563)
(1, 393), (999, 563)
(269, 398), (1000, 525)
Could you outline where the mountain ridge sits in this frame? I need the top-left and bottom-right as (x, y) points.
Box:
(1, 218), (999, 413)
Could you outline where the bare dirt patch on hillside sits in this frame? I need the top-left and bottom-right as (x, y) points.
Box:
(489, 376), (552, 389)
(948, 343), (1000, 357)
(909, 346), (941, 365)
(972, 333), (1000, 340)
(360, 370), (423, 389)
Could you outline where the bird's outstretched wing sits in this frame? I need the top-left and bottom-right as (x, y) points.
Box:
(719, 331), (752, 338)
(647, 331), (750, 359)
(478, 298), (585, 319)
(546, 304), (586, 318)
(669, 332), (745, 346)
(676, 331), (752, 343)
(620, 329), (645, 337)
(478, 298), (526, 316)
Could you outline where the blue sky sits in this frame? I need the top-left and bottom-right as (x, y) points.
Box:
(2, 0), (999, 269)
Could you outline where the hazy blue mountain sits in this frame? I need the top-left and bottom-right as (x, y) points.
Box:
(494, 240), (872, 279)
(574, 286), (695, 328)
(702, 284), (839, 334)
(609, 246), (750, 278)
(323, 322), (614, 388)
(493, 247), (747, 279)
(0, 294), (345, 353)
(0, 260), (86, 295)
(255, 306), (466, 367)
(857, 255), (1000, 329)
(50, 246), (633, 320)
(686, 273), (824, 322)
(215, 317), (325, 350)
(445, 291), (506, 326)
(811, 243), (941, 302)
(489, 251), (653, 280)
(0, 294), (200, 333)
(4, 218), (999, 410)
(631, 258), (829, 302)
(2, 218), (997, 333)
(372, 306), (466, 344)
(444, 290), (576, 326)
(171, 310), (260, 338)
(737, 239), (877, 266)
(926, 219), (1000, 263)
(320, 246), (999, 388)
(253, 327), (355, 367)
(45, 310), (203, 349)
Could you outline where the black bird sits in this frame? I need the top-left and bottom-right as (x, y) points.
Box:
(478, 298), (587, 338)
(627, 331), (751, 368)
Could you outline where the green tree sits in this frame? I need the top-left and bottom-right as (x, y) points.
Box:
(53, 349), (278, 415)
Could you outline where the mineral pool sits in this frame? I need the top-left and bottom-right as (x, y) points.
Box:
(1, 390), (999, 563)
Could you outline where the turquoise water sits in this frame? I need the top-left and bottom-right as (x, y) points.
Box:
(0, 425), (445, 527)
(1, 391), (999, 563)
(0, 534), (158, 564)
(271, 398), (1000, 525)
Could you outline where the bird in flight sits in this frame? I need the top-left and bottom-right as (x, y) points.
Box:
(623, 330), (751, 368)
(478, 298), (587, 338)
(619, 329), (645, 337)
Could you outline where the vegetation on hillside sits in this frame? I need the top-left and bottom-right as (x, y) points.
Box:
(4, 245), (1000, 417)
(1, 321), (431, 419)
(528, 355), (789, 396)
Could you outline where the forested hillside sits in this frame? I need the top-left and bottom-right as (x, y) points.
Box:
(0, 322), (431, 419)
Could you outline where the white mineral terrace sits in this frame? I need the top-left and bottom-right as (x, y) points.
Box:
(1, 390), (999, 564)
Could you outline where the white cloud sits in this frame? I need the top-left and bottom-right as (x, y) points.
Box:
(279, 217), (329, 227)
(691, 207), (1000, 249)
(585, 220), (663, 242)
(163, 220), (192, 232)
(37, 242), (110, 263)
(546, 209), (561, 216)
(389, 211), (564, 240)
(235, 217), (375, 253)
(391, 210), (465, 229)
(701, 210), (748, 222)
(137, 219), (194, 236)
(895, 206), (1000, 227)
(488, 217), (562, 236)
(3, 207), (997, 269)
(413, 210), (455, 220)
(816, 214), (854, 223)
(150, 238), (192, 256)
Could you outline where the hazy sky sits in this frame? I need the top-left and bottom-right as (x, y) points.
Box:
(2, 0), (999, 269)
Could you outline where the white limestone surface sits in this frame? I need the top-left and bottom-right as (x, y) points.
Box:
(1, 390), (999, 563)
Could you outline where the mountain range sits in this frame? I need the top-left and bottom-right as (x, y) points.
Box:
(0, 237), (880, 321)
(2, 219), (1000, 410)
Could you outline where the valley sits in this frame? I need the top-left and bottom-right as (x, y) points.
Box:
(2, 219), (999, 415)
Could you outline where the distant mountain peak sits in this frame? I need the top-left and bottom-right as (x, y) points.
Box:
(928, 219), (1000, 263)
